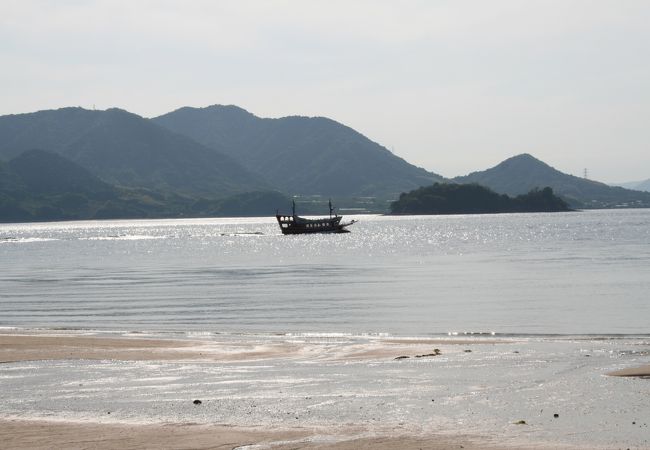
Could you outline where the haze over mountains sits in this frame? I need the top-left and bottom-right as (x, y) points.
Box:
(1, 104), (649, 222)
(0, 148), (291, 222)
(613, 179), (650, 193)
(1, 149), (125, 222)
(453, 154), (650, 208)
(153, 105), (442, 197)
(0, 107), (265, 196)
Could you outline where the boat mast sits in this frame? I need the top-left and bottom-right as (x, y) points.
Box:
(292, 199), (296, 217)
(329, 199), (333, 218)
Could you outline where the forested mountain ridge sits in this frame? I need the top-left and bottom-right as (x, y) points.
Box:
(1, 149), (120, 222)
(8, 149), (114, 195)
(153, 105), (443, 197)
(0, 149), (289, 223)
(2, 105), (649, 223)
(0, 107), (267, 196)
(453, 153), (650, 208)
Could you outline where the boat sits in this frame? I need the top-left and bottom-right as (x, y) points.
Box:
(276, 200), (356, 235)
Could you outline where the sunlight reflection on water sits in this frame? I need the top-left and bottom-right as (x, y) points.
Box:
(1, 210), (649, 335)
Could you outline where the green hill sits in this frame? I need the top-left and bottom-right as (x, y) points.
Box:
(0, 107), (266, 196)
(0, 149), (290, 223)
(1, 149), (118, 222)
(4, 106), (645, 222)
(153, 105), (443, 198)
(391, 183), (571, 215)
(8, 149), (114, 195)
(0, 159), (23, 193)
(453, 154), (650, 208)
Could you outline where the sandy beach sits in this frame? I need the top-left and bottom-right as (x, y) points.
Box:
(0, 333), (505, 364)
(0, 419), (512, 450)
(607, 365), (650, 377)
(0, 333), (510, 449)
(0, 333), (515, 449)
(1, 332), (647, 450)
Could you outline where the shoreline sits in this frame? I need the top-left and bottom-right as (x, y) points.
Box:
(0, 332), (538, 450)
(0, 332), (511, 364)
(1, 331), (646, 449)
(0, 418), (550, 450)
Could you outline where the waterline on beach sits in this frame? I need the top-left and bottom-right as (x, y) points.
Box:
(1, 331), (649, 448)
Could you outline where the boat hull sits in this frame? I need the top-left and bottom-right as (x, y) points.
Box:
(279, 225), (351, 235)
(275, 214), (354, 235)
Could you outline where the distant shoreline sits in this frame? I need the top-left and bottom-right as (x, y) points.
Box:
(385, 209), (578, 216)
(389, 184), (573, 215)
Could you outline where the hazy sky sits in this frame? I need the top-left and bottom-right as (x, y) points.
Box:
(2, 1), (649, 182)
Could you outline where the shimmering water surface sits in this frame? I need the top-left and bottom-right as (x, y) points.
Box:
(1, 209), (649, 335)
(2, 210), (650, 448)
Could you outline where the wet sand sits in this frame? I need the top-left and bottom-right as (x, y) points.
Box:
(607, 364), (650, 377)
(0, 334), (196, 363)
(0, 333), (593, 449)
(0, 333), (303, 363)
(0, 419), (522, 450)
(0, 333), (509, 363)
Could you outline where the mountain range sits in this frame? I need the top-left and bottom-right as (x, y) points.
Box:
(1, 105), (649, 222)
(0, 107), (266, 196)
(613, 179), (650, 193)
(453, 154), (650, 208)
(153, 105), (442, 197)
(0, 148), (290, 222)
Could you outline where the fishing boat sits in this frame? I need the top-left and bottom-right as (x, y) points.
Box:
(276, 200), (356, 235)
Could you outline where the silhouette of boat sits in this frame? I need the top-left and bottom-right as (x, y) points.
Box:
(276, 200), (356, 234)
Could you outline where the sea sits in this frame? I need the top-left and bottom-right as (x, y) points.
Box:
(1, 209), (649, 448)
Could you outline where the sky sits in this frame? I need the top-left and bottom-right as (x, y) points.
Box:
(1, 1), (649, 182)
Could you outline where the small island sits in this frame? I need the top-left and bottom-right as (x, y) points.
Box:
(390, 183), (571, 215)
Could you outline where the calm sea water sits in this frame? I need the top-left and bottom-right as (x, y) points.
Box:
(1, 209), (649, 336)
